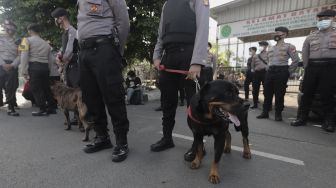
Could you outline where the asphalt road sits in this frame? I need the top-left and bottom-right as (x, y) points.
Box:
(0, 100), (335, 188)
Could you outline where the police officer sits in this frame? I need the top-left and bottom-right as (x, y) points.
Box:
(0, 20), (20, 116)
(20, 24), (54, 116)
(291, 10), (336, 132)
(257, 27), (299, 121)
(51, 7), (79, 118)
(204, 42), (217, 83)
(251, 41), (268, 109)
(77, 0), (130, 162)
(244, 47), (257, 100)
(151, 0), (209, 161)
(51, 7), (79, 87)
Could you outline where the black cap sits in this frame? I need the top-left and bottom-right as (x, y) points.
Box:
(27, 23), (41, 33)
(275, 26), (289, 34)
(249, 47), (257, 52)
(259, 41), (269, 46)
(51, 7), (68, 18)
(317, 9), (336, 17)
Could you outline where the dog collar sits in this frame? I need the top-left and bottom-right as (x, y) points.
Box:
(188, 106), (206, 124)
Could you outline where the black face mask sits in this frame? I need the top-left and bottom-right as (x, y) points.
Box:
(274, 35), (282, 41)
(274, 34), (285, 42)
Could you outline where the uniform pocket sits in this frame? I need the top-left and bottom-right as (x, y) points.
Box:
(86, 0), (103, 17)
(328, 36), (336, 49)
(310, 40), (320, 51)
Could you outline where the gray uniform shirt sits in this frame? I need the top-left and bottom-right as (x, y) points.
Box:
(0, 34), (20, 67)
(77, 0), (130, 54)
(302, 28), (336, 68)
(206, 52), (217, 69)
(153, 0), (210, 66)
(20, 35), (53, 76)
(267, 42), (300, 73)
(62, 25), (77, 62)
(251, 50), (268, 72)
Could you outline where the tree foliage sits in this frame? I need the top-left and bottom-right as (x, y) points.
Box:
(0, 0), (165, 64)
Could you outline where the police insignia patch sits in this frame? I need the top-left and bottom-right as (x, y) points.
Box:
(203, 0), (209, 6)
(90, 4), (99, 12)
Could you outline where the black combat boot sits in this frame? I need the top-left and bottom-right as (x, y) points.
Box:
(250, 103), (258, 109)
(257, 111), (269, 119)
(322, 118), (335, 133)
(7, 105), (19, 117)
(112, 144), (129, 162)
(112, 134), (129, 162)
(155, 106), (162, 111)
(32, 108), (49, 116)
(83, 135), (113, 153)
(291, 119), (307, 126)
(150, 137), (175, 152)
(275, 112), (283, 121)
(291, 112), (307, 127)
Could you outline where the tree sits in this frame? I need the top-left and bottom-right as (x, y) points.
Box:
(125, 0), (165, 63)
(210, 44), (230, 67)
(0, 0), (77, 47)
(0, 0), (165, 64)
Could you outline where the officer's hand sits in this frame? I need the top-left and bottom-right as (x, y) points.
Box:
(153, 59), (161, 70)
(186, 64), (202, 80)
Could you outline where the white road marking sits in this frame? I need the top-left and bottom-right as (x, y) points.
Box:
(312, 124), (322, 128)
(159, 132), (305, 166)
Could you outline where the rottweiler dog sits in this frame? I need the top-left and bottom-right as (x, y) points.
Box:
(51, 81), (92, 142)
(187, 80), (251, 184)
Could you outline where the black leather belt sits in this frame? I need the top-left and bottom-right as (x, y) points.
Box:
(4, 60), (12, 64)
(255, 69), (266, 73)
(309, 58), (336, 67)
(79, 36), (114, 49)
(268, 66), (289, 72)
(163, 43), (194, 53)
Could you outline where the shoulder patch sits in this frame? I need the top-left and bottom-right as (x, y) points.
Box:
(203, 0), (209, 6)
(289, 44), (296, 53)
(19, 38), (29, 52)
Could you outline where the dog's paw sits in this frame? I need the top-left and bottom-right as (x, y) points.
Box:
(208, 174), (220, 184)
(190, 161), (201, 169)
(224, 147), (231, 154)
(243, 152), (252, 159)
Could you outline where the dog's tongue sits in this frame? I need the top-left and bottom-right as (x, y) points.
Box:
(228, 113), (240, 127)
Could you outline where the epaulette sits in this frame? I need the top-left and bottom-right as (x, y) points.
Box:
(310, 29), (319, 35)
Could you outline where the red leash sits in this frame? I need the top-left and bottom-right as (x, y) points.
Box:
(159, 65), (189, 75)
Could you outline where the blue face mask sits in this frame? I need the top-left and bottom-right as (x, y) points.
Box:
(317, 19), (332, 30)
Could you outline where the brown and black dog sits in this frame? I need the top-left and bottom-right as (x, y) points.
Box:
(51, 81), (92, 142)
(187, 80), (251, 184)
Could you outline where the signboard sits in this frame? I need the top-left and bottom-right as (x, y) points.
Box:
(219, 4), (336, 39)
